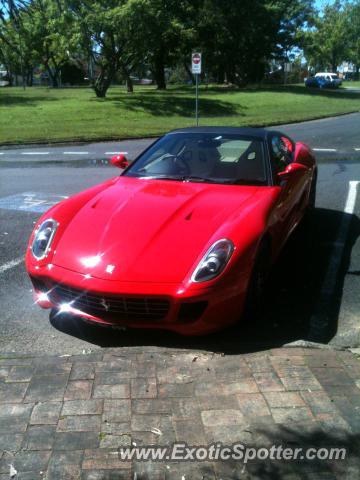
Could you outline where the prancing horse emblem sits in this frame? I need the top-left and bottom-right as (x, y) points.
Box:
(101, 298), (110, 312)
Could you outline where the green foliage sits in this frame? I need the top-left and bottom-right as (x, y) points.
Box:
(346, 0), (360, 76)
(0, 0), (81, 86)
(301, 0), (349, 72)
(122, 0), (197, 89)
(27, 0), (82, 86)
(3, 0), (357, 97)
(70, 0), (142, 96)
(196, 0), (314, 84)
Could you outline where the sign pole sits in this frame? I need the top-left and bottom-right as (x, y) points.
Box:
(191, 52), (202, 127)
(195, 73), (199, 127)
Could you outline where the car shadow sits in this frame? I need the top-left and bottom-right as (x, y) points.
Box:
(50, 207), (360, 354)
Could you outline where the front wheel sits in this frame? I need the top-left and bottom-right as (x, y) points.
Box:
(244, 243), (270, 321)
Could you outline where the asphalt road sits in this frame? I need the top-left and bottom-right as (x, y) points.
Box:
(1, 112), (360, 166)
(0, 113), (359, 354)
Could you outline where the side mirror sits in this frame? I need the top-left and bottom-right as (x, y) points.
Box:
(277, 162), (307, 182)
(111, 154), (129, 169)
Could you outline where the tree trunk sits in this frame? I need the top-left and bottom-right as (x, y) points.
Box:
(355, 66), (359, 81)
(26, 68), (33, 87)
(226, 69), (235, 84)
(93, 67), (114, 98)
(184, 61), (195, 85)
(5, 66), (13, 86)
(46, 65), (59, 88)
(52, 74), (59, 88)
(122, 67), (133, 93)
(331, 53), (337, 73)
(153, 58), (166, 90)
(217, 67), (225, 84)
(126, 76), (133, 93)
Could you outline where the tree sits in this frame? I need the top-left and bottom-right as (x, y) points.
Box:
(70, 0), (141, 97)
(193, 0), (314, 85)
(346, 0), (360, 79)
(301, 1), (348, 72)
(1, 0), (82, 88)
(0, 23), (20, 85)
(25, 0), (81, 87)
(274, 0), (315, 61)
(124, 0), (196, 89)
(0, 0), (33, 86)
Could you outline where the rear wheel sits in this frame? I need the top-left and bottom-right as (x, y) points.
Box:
(306, 172), (317, 215)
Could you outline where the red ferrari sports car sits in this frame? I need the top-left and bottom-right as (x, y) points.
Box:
(26, 127), (316, 335)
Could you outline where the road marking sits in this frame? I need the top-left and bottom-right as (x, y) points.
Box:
(313, 148), (337, 152)
(0, 192), (68, 213)
(309, 180), (359, 342)
(0, 147), (357, 157)
(345, 181), (359, 214)
(2, 146), (357, 157)
(105, 151), (129, 155)
(63, 151), (89, 155)
(0, 256), (23, 274)
(21, 152), (49, 155)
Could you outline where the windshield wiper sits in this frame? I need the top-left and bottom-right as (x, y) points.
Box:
(224, 178), (267, 186)
(137, 175), (217, 183)
(135, 174), (266, 186)
(181, 176), (218, 183)
(138, 175), (183, 181)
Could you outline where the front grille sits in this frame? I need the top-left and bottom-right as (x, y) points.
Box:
(49, 284), (170, 322)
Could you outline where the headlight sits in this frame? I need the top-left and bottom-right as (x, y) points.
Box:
(31, 219), (58, 260)
(191, 239), (234, 283)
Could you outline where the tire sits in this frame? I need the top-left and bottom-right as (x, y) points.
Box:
(308, 173), (317, 211)
(297, 174), (316, 246)
(244, 242), (270, 321)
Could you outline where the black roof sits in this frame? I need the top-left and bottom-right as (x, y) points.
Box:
(167, 126), (285, 139)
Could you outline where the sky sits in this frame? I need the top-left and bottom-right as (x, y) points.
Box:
(315, 0), (334, 8)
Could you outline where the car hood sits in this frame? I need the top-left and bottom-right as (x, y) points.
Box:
(52, 177), (272, 283)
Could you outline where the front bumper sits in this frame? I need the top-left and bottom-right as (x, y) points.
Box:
(27, 263), (248, 335)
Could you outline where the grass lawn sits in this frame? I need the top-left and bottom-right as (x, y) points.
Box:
(342, 80), (360, 89)
(0, 84), (360, 145)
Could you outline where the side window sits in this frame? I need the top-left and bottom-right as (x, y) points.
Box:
(270, 136), (293, 174)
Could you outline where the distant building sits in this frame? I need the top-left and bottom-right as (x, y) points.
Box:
(0, 66), (9, 86)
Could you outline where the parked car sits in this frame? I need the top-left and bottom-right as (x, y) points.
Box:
(26, 127), (317, 335)
(305, 73), (341, 89)
(0, 69), (9, 87)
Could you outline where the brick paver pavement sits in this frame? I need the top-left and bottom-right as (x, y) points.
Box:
(0, 347), (359, 479)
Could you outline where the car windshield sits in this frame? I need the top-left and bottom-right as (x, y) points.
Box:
(330, 74), (338, 80)
(124, 133), (269, 186)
